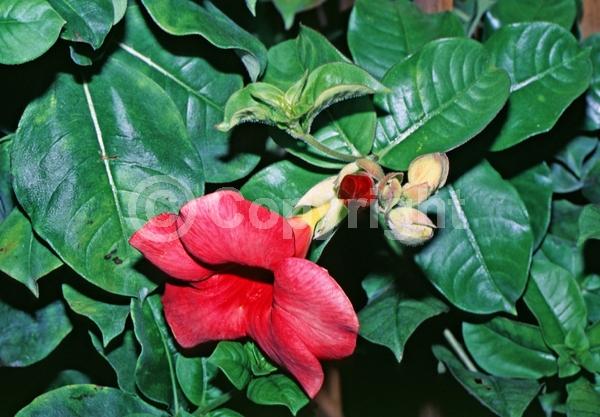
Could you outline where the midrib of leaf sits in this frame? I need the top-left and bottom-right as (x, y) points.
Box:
(325, 109), (362, 156)
(148, 298), (179, 412)
(448, 186), (512, 308)
(82, 81), (128, 245)
(377, 67), (499, 159)
(118, 43), (222, 111)
(486, 325), (552, 356)
(511, 49), (588, 92)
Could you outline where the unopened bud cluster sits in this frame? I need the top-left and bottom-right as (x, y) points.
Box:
(293, 153), (449, 245)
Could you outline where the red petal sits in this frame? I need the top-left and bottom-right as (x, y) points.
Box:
(129, 213), (214, 281)
(163, 272), (272, 348)
(177, 191), (295, 269)
(248, 258), (358, 397)
(287, 217), (312, 258)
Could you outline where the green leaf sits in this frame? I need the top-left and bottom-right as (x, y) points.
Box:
(131, 295), (180, 406)
(207, 410), (243, 417)
(463, 318), (557, 379)
(454, 0), (497, 37)
(510, 163), (553, 249)
(176, 355), (221, 407)
(245, 0), (257, 15)
(524, 258), (588, 349)
(0, 0), (65, 65)
(46, 369), (92, 390)
(271, 0), (322, 29)
(416, 161), (533, 314)
(208, 341), (251, 390)
(0, 137), (15, 221)
(241, 160), (330, 216)
(0, 298), (72, 367)
(550, 200), (584, 242)
(358, 273), (448, 361)
(14, 385), (169, 417)
(566, 377), (600, 417)
(485, 0), (576, 32)
(12, 59), (204, 297)
(263, 28), (377, 168)
(538, 234), (584, 278)
(0, 208), (62, 296)
(219, 83), (288, 131)
(245, 342), (277, 376)
(582, 274), (600, 323)
(551, 136), (598, 193)
(91, 330), (138, 394)
(296, 62), (385, 133)
(583, 34), (600, 131)
(578, 204), (600, 245)
(246, 374), (309, 416)
(433, 345), (540, 417)
(583, 156), (600, 202)
(112, 0), (127, 23)
(115, 5), (259, 183)
(139, 0), (267, 81)
(487, 23), (592, 151)
(348, 0), (464, 79)
(47, 0), (114, 49)
(62, 284), (129, 347)
(373, 38), (510, 170)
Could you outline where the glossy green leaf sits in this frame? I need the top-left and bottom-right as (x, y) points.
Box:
(566, 377), (600, 417)
(0, 298), (72, 367)
(485, 0), (576, 32)
(241, 160), (330, 216)
(14, 385), (169, 417)
(348, 0), (464, 79)
(131, 295), (180, 406)
(115, 6), (259, 183)
(538, 234), (584, 278)
(207, 410), (243, 417)
(91, 330), (138, 394)
(13, 59), (204, 297)
(578, 204), (600, 245)
(0, 0), (65, 65)
(510, 163), (553, 248)
(112, 0), (126, 23)
(245, 342), (277, 377)
(264, 28), (377, 168)
(62, 284), (129, 347)
(47, 0), (114, 49)
(454, 0), (497, 37)
(583, 34), (600, 131)
(487, 23), (592, 151)
(208, 341), (251, 390)
(176, 355), (222, 407)
(373, 38), (510, 170)
(416, 161), (533, 314)
(272, 0), (323, 29)
(245, 0), (257, 15)
(46, 369), (92, 390)
(140, 0), (267, 81)
(359, 274), (448, 361)
(583, 157), (600, 203)
(550, 200), (583, 242)
(219, 83), (288, 131)
(524, 258), (588, 348)
(581, 274), (600, 323)
(246, 374), (309, 416)
(463, 318), (557, 379)
(550, 136), (598, 193)
(0, 137), (14, 222)
(0, 209), (62, 296)
(433, 345), (540, 417)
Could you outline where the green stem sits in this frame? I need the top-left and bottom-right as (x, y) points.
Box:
(287, 128), (361, 163)
(443, 329), (478, 372)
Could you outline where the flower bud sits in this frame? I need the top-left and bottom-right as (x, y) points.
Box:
(401, 182), (431, 206)
(315, 198), (347, 239)
(407, 153), (449, 193)
(378, 172), (403, 212)
(337, 173), (376, 207)
(296, 176), (337, 209)
(387, 207), (435, 246)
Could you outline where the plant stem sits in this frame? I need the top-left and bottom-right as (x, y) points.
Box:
(288, 129), (361, 163)
(443, 329), (478, 372)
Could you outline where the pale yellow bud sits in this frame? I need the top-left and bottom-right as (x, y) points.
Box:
(401, 182), (431, 206)
(378, 172), (403, 212)
(387, 207), (435, 246)
(315, 198), (347, 239)
(295, 176), (337, 209)
(407, 153), (449, 194)
(356, 158), (385, 181)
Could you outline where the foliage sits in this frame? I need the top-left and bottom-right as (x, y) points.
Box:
(0, 0), (599, 417)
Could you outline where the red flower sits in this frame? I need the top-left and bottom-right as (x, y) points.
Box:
(337, 173), (376, 207)
(129, 190), (358, 397)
